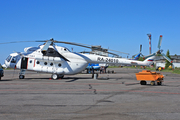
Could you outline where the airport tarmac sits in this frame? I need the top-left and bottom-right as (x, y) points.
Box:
(0, 68), (180, 120)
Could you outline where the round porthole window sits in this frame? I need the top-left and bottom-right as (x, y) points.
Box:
(36, 61), (40, 64)
(58, 63), (61, 67)
(29, 60), (32, 63)
(44, 62), (47, 65)
(50, 63), (53, 66)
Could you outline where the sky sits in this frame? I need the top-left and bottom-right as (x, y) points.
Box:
(0, 0), (180, 64)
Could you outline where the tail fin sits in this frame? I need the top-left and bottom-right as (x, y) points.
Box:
(134, 53), (141, 60)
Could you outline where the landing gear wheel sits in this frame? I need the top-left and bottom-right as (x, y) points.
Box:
(51, 74), (58, 80)
(140, 81), (147, 85)
(19, 75), (25, 79)
(150, 81), (155, 86)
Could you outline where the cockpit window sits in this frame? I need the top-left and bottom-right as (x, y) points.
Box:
(6, 55), (12, 62)
(6, 56), (16, 63)
(11, 57), (16, 63)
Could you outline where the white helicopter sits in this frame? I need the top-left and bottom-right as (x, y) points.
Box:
(1, 38), (157, 80)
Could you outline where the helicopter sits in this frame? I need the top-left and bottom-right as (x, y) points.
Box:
(131, 44), (144, 60)
(1, 38), (157, 80)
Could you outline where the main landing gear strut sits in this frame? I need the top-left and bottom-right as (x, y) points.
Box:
(19, 69), (26, 79)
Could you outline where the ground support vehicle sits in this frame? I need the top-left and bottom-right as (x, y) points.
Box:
(136, 70), (164, 85)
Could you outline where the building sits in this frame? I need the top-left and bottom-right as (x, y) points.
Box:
(154, 55), (180, 68)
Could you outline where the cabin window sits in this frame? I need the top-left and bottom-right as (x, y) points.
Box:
(36, 61), (40, 64)
(29, 60), (32, 63)
(50, 63), (53, 66)
(58, 63), (61, 67)
(44, 62), (47, 65)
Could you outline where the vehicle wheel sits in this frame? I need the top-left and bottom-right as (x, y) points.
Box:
(19, 75), (25, 79)
(157, 81), (162, 85)
(0, 77), (1, 80)
(150, 81), (155, 86)
(156, 67), (159, 71)
(51, 74), (58, 80)
(140, 81), (147, 85)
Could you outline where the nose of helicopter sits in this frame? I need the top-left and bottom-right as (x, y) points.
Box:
(2, 63), (7, 68)
(2, 60), (10, 68)
(3, 53), (19, 69)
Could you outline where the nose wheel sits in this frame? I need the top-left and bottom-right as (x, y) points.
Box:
(19, 75), (25, 79)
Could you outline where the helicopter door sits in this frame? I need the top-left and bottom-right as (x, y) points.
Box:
(27, 58), (35, 70)
(21, 57), (28, 69)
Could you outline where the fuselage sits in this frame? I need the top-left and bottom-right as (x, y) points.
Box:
(3, 45), (155, 75)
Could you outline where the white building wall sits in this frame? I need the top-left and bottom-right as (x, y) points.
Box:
(156, 62), (180, 68)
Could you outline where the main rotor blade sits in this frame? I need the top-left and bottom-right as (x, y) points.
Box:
(140, 53), (144, 57)
(0, 41), (38, 44)
(144, 53), (156, 59)
(107, 49), (129, 55)
(140, 44), (142, 52)
(158, 35), (163, 50)
(104, 51), (119, 56)
(161, 53), (173, 63)
(54, 40), (92, 49)
(0, 40), (49, 44)
(1, 39), (129, 56)
(41, 41), (52, 52)
(54, 40), (129, 55)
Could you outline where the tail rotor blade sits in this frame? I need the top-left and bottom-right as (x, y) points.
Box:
(158, 35), (163, 50)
